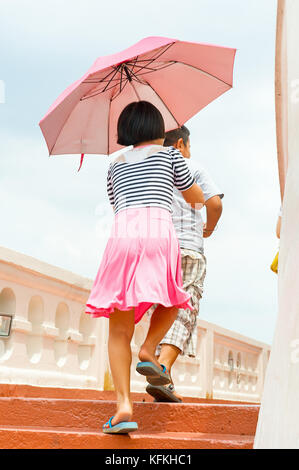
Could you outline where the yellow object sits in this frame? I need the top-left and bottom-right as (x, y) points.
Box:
(271, 251), (279, 274)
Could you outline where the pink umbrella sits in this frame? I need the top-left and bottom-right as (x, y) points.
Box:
(39, 36), (236, 162)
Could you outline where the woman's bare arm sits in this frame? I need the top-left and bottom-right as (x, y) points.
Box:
(181, 182), (205, 207)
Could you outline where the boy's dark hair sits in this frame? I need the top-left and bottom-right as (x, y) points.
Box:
(117, 101), (165, 146)
(163, 125), (190, 147)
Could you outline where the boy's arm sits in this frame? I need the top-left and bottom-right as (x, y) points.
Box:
(203, 195), (223, 238)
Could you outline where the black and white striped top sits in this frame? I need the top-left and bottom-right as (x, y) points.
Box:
(107, 145), (195, 214)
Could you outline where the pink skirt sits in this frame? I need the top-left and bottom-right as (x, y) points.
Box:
(85, 207), (193, 323)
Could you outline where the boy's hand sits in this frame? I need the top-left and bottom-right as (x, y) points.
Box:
(203, 223), (214, 238)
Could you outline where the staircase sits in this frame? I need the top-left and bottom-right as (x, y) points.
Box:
(0, 385), (259, 449)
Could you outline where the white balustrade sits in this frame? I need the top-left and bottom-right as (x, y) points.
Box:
(130, 317), (270, 402)
(0, 246), (108, 390)
(0, 246), (270, 402)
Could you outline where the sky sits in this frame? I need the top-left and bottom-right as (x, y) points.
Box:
(0, 0), (280, 344)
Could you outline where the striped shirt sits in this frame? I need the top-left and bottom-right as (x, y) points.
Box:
(107, 145), (195, 214)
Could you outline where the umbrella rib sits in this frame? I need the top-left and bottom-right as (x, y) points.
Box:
(142, 42), (175, 64)
(111, 77), (130, 101)
(131, 76), (148, 86)
(144, 81), (180, 128)
(129, 80), (141, 101)
(81, 67), (124, 100)
(119, 65), (124, 93)
(128, 52), (174, 64)
(130, 55), (139, 75)
(125, 43), (175, 76)
(176, 60), (232, 88)
(128, 67), (147, 84)
(128, 58), (166, 63)
(82, 66), (122, 98)
(102, 66), (121, 93)
(108, 98), (111, 155)
(111, 66), (126, 100)
(80, 81), (119, 100)
(126, 61), (175, 73)
(129, 56), (160, 75)
(84, 77), (122, 84)
(131, 62), (177, 78)
(83, 67), (119, 84)
(130, 45), (174, 64)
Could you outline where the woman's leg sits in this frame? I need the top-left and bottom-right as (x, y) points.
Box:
(139, 305), (178, 370)
(105, 308), (135, 427)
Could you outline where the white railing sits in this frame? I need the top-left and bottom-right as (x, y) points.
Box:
(0, 246), (270, 402)
(130, 316), (270, 402)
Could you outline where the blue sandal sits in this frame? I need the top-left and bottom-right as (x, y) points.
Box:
(136, 361), (171, 385)
(102, 416), (138, 434)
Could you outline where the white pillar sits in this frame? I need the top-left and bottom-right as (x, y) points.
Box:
(202, 328), (214, 399)
(254, 0), (299, 448)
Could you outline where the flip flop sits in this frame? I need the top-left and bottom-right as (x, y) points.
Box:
(136, 361), (171, 385)
(102, 416), (138, 434)
(146, 384), (182, 403)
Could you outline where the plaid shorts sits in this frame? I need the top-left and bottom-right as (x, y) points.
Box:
(148, 249), (207, 358)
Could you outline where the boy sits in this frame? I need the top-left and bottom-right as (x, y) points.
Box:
(147, 126), (223, 402)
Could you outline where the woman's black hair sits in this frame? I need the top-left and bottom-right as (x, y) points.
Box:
(163, 125), (190, 146)
(117, 101), (165, 146)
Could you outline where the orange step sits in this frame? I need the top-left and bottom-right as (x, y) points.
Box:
(0, 385), (259, 449)
(0, 426), (253, 449)
(0, 384), (252, 404)
(0, 397), (259, 436)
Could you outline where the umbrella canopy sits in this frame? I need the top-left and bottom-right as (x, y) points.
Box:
(39, 36), (236, 156)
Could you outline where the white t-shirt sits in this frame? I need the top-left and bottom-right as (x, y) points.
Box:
(171, 160), (224, 253)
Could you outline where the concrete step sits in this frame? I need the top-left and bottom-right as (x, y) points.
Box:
(0, 384), (252, 404)
(0, 396), (259, 436)
(0, 426), (254, 449)
(0, 386), (258, 449)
